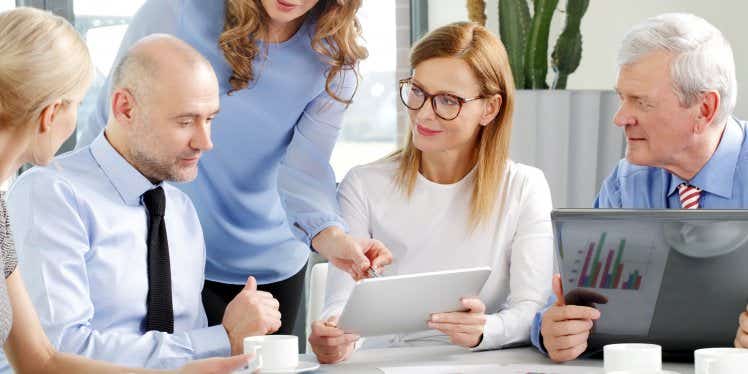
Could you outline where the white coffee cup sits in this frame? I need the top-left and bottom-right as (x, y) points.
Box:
(708, 354), (748, 374)
(243, 335), (299, 371)
(604, 343), (662, 373)
(694, 348), (748, 374)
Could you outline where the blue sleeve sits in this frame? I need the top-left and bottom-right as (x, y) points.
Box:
(277, 69), (358, 245)
(594, 162), (623, 208)
(530, 295), (556, 355)
(77, 0), (183, 148)
(6, 169), (230, 369)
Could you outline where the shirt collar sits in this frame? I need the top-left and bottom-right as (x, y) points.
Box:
(90, 131), (160, 206)
(667, 117), (742, 199)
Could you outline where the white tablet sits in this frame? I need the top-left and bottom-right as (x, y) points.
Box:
(337, 267), (492, 337)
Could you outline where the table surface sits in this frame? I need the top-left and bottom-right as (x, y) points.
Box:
(304, 346), (695, 374)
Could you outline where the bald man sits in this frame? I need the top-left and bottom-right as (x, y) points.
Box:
(4, 35), (277, 369)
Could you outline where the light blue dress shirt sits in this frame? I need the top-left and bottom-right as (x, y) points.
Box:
(3, 134), (230, 370)
(530, 117), (748, 354)
(77, 0), (353, 285)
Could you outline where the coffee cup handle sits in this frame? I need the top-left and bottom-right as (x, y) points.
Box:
(245, 344), (263, 373)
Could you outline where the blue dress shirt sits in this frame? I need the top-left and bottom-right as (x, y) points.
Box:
(77, 0), (353, 285)
(530, 117), (748, 354)
(3, 134), (230, 369)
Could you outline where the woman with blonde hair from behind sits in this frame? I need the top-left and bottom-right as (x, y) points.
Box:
(79, 0), (392, 333)
(0, 7), (250, 373)
(309, 21), (554, 363)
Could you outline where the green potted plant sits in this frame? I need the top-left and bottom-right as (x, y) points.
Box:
(469, 0), (588, 88)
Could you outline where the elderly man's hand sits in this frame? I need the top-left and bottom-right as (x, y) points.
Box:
(735, 305), (748, 348)
(541, 275), (607, 363)
(312, 226), (393, 280)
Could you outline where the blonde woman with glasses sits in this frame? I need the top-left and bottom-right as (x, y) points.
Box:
(308, 21), (554, 364)
(0, 7), (250, 373)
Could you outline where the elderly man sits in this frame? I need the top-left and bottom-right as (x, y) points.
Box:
(3, 35), (281, 369)
(530, 13), (748, 362)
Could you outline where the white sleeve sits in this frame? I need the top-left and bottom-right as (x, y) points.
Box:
(320, 168), (370, 320)
(474, 168), (554, 350)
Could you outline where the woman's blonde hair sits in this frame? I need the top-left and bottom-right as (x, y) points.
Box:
(219, 0), (368, 103)
(0, 7), (92, 129)
(393, 22), (515, 227)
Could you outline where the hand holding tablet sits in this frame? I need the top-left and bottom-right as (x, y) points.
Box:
(336, 267), (492, 337)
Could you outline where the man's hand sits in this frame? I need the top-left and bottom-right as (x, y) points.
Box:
(308, 316), (358, 364)
(312, 226), (393, 280)
(429, 298), (487, 348)
(735, 304), (748, 348)
(541, 275), (606, 363)
(222, 276), (282, 355)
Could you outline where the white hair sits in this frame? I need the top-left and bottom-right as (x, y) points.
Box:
(618, 13), (737, 125)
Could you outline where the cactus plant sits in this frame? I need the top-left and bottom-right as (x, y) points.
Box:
(499, 0), (531, 89)
(492, 0), (588, 89)
(467, 0), (487, 26)
(524, 0), (559, 89)
(551, 0), (590, 89)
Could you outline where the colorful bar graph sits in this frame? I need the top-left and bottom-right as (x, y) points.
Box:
(576, 234), (644, 291)
(611, 240), (625, 288)
(601, 250), (614, 288)
(577, 242), (595, 287)
(613, 263), (624, 289)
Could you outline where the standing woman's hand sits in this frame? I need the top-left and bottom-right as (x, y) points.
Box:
(311, 226), (393, 280)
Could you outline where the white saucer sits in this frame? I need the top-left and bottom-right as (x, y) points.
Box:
(260, 361), (320, 373)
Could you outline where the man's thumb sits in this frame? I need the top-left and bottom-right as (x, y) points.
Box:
(552, 274), (565, 306)
(244, 276), (257, 292)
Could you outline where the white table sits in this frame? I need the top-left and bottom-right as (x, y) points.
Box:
(307, 346), (695, 373)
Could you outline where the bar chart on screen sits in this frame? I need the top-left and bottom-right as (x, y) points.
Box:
(559, 221), (670, 335)
(568, 232), (654, 291)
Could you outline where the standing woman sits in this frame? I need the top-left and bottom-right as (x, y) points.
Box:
(0, 7), (248, 373)
(80, 0), (391, 332)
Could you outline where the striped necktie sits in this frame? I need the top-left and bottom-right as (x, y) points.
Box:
(678, 183), (702, 209)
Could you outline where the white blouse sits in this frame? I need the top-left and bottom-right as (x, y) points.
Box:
(322, 159), (554, 350)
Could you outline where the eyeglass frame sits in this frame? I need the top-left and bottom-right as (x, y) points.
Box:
(398, 78), (488, 121)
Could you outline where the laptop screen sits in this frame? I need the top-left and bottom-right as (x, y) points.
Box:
(553, 209), (748, 351)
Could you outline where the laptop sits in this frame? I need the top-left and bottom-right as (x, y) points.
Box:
(552, 209), (748, 356)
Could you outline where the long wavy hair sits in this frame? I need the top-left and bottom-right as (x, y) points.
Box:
(219, 0), (368, 103)
(393, 22), (515, 227)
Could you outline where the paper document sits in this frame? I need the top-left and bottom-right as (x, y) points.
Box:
(379, 363), (602, 374)
(501, 363), (603, 373)
(378, 364), (504, 374)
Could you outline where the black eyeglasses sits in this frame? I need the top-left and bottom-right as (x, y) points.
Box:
(399, 78), (486, 121)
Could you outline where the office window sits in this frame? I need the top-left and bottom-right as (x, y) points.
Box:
(73, 0), (146, 141)
(330, 0), (398, 179)
(0, 0), (13, 11)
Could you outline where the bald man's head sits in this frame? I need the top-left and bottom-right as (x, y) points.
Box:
(105, 34), (220, 183)
(110, 34), (214, 108)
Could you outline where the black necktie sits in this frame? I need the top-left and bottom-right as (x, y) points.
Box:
(142, 186), (174, 333)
